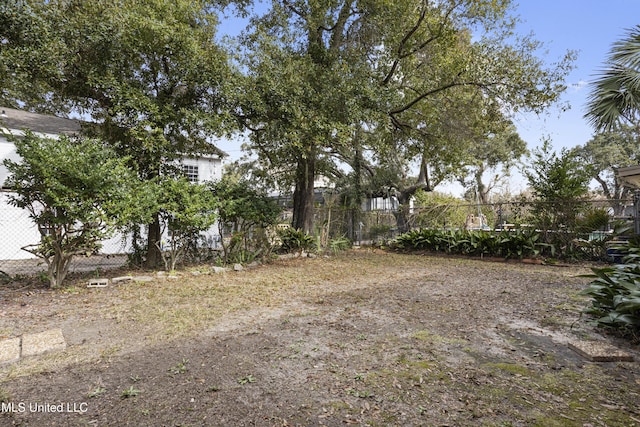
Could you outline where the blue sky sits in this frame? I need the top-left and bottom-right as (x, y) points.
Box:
(215, 1), (640, 194)
(513, 1), (640, 152)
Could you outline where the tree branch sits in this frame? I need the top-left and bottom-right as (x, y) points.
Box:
(382, 5), (427, 86)
(594, 174), (612, 199)
(282, 0), (307, 20)
(389, 78), (467, 116)
(329, 0), (356, 54)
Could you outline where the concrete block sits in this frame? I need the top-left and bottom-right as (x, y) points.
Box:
(87, 278), (109, 288)
(568, 340), (634, 362)
(0, 337), (21, 364)
(112, 276), (133, 283)
(21, 329), (66, 358)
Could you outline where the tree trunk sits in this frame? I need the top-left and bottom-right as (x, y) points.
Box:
(394, 204), (411, 234)
(394, 154), (431, 233)
(475, 169), (489, 205)
(292, 151), (316, 233)
(145, 212), (163, 269)
(351, 143), (363, 241)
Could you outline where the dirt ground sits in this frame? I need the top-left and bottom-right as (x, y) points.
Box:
(0, 250), (639, 426)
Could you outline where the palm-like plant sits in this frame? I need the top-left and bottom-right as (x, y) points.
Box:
(585, 25), (640, 130)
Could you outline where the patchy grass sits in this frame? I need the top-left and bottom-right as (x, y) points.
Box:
(1, 251), (638, 426)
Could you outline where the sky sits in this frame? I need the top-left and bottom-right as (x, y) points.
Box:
(214, 1), (640, 196)
(513, 0), (640, 151)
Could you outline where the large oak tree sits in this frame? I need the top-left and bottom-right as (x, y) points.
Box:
(239, 0), (574, 233)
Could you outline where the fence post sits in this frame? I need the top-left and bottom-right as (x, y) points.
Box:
(634, 190), (640, 235)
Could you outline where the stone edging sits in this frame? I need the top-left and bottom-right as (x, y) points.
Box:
(0, 329), (66, 365)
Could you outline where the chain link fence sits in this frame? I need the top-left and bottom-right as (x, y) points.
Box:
(2, 193), (638, 278)
(0, 192), (129, 277)
(312, 197), (638, 245)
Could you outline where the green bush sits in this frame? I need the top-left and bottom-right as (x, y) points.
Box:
(394, 228), (551, 259)
(278, 228), (316, 254)
(581, 247), (640, 337)
(368, 224), (392, 242)
(209, 177), (282, 264)
(3, 132), (152, 287)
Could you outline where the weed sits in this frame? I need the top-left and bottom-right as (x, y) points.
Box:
(169, 358), (189, 375)
(484, 362), (531, 377)
(206, 386), (220, 392)
(329, 236), (351, 254)
(237, 374), (256, 384)
(278, 228), (316, 254)
(87, 386), (106, 398)
(121, 386), (141, 399)
(288, 344), (302, 355)
(539, 316), (564, 328)
(346, 388), (374, 398)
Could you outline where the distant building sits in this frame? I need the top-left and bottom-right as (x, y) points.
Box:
(361, 196), (399, 212)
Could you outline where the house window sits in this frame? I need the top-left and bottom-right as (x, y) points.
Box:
(183, 165), (199, 183)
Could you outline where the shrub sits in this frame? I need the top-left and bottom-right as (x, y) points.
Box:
(209, 177), (282, 264)
(581, 247), (640, 337)
(576, 207), (610, 234)
(3, 132), (151, 287)
(156, 178), (218, 271)
(523, 140), (592, 233)
(329, 236), (352, 254)
(394, 228), (551, 259)
(368, 224), (392, 243)
(277, 228), (316, 254)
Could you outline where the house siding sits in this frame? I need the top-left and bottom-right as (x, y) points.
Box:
(1, 108), (226, 263)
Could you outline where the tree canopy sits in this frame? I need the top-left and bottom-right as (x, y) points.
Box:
(2, 0), (238, 266)
(575, 124), (640, 214)
(2, 0), (576, 240)
(238, 0), (573, 232)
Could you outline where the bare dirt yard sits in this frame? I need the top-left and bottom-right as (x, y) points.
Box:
(0, 250), (639, 426)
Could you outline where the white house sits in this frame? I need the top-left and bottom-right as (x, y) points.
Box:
(0, 106), (226, 263)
